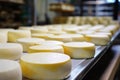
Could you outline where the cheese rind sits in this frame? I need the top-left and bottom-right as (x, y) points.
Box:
(0, 43), (23, 60)
(20, 53), (71, 80)
(8, 30), (31, 42)
(28, 45), (64, 53)
(17, 38), (45, 52)
(0, 59), (22, 80)
(63, 42), (95, 58)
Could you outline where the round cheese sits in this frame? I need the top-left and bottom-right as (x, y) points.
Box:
(18, 26), (33, 30)
(41, 40), (64, 46)
(20, 53), (71, 80)
(0, 59), (22, 80)
(8, 30), (31, 42)
(47, 35), (72, 42)
(32, 33), (54, 40)
(63, 42), (95, 58)
(28, 45), (64, 53)
(31, 28), (48, 34)
(17, 38), (45, 52)
(63, 34), (85, 41)
(0, 43), (23, 60)
(0, 32), (7, 43)
(0, 29), (14, 43)
(85, 34), (110, 45)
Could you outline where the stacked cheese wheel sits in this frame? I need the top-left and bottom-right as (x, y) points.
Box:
(0, 59), (22, 80)
(20, 53), (71, 80)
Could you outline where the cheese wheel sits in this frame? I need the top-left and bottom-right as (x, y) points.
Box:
(41, 40), (64, 46)
(63, 34), (85, 41)
(8, 30), (31, 42)
(28, 45), (64, 53)
(18, 26), (33, 30)
(20, 53), (71, 80)
(0, 29), (14, 42)
(0, 32), (7, 43)
(63, 27), (79, 33)
(48, 31), (66, 35)
(47, 35), (72, 42)
(0, 43), (23, 60)
(31, 28), (48, 34)
(17, 38), (45, 52)
(85, 34), (110, 45)
(63, 42), (95, 58)
(0, 59), (22, 80)
(32, 33), (54, 40)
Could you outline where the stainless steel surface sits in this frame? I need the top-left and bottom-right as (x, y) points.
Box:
(100, 45), (120, 80)
(67, 46), (106, 80)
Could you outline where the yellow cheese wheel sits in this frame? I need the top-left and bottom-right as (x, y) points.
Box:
(20, 53), (71, 80)
(0, 59), (22, 80)
(17, 38), (45, 52)
(28, 45), (64, 53)
(85, 34), (110, 45)
(8, 30), (31, 42)
(63, 42), (95, 58)
(0, 43), (23, 60)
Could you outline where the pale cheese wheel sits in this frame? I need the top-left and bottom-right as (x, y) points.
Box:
(63, 34), (85, 41)
(31, 28), (48, 34)
(48, 31), (66, 35)
(85, 34), (110, 45)
(8, 30), (31, 42)
(20, 53), (71, 80)
(0, 43), (23, 60)
(41, 40), (64, 46)
(18, 26), (33, 30)
(63, 42), (95, 58)
(0, 59), (22, 80)
(0, 29), (14, 42)
(0, 32), (7, 43)
(32, 33), (54, 40)
(28, 45), (64, 53)
(47, 35), (72, 42)
(17, 38), (45, 52)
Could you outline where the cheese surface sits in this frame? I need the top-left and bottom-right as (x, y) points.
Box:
(20, 53), (71, 80)
(0, 43), (23, 60)
(0, 59), (22, 80)
(63, 42), (95, 58)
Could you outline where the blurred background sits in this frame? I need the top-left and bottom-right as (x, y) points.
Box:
(0, 0), (119, 28)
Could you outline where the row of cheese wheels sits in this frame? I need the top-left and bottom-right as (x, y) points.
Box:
(0, 24), (119, 80)
(0, 41), (94, 80)
(0, 24), (119, 46)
